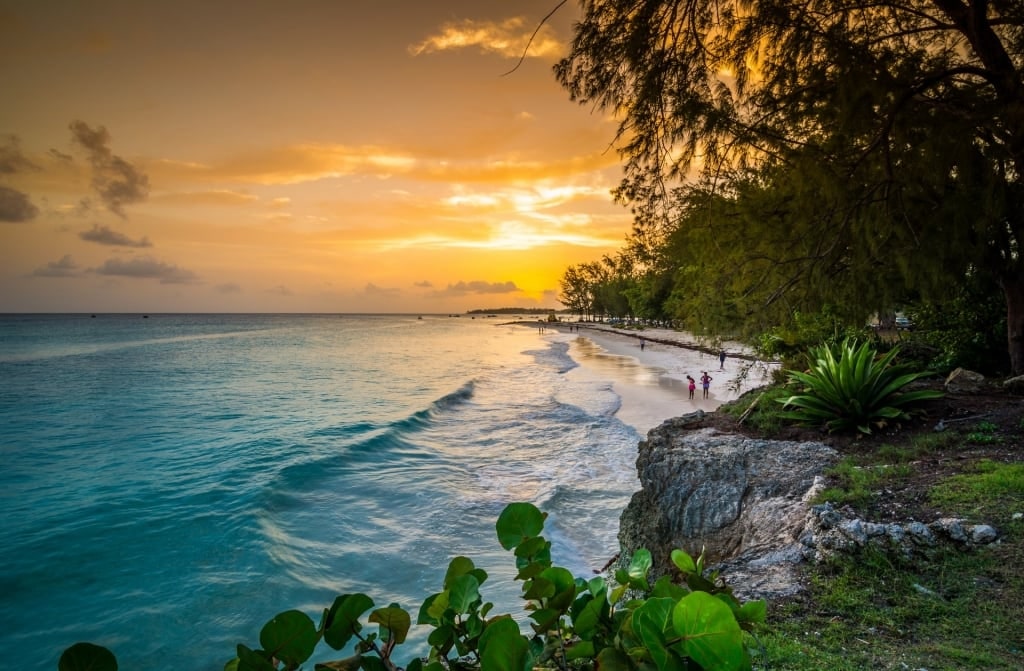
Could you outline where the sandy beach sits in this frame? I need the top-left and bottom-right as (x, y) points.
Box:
(523, 321), (778, 435)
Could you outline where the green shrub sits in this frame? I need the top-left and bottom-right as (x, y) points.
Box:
(58, 502), (766, 671)
(778, 338), (943, 434)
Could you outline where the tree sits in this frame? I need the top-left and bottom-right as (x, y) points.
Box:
(559, 263), (593, 318)
(554, 0), (1024, 373)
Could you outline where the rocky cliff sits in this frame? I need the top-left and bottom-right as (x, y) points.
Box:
(617, 411), (838, 598)
(618, 410), (1002, 600)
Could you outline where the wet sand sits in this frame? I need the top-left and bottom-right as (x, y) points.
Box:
(525, 321), (777, 435)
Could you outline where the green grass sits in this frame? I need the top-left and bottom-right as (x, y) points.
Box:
(874, 430), (962, 462)
(718, 385), (794, 436)
(930, 460), (1024, 517)
(757, 535), (1024, 669)
(966, 420), (1003, 444)
(757, 428), (1024, 670)
(813, 458), (912, 507)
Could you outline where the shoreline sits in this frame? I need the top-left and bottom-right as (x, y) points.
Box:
(510, 320), (777, 435)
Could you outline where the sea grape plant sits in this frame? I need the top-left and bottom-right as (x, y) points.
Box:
(778, 338), (944, 434)
(57, 502), (766, 671)
(495, 502), (765, 671)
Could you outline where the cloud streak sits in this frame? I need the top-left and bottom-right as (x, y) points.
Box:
(0, 136), (40, 222)
(409, 17), (563, 59)
(32, 255), (80, 277)
(70, 120), (150, 218)
(435, 280), (520, 297)
(79, 224), (152, 247)
(148, 143), (620, 196)
(0, 185), (39, 222)
(0, 135), (38, 175)
(92, 256), (198, 284)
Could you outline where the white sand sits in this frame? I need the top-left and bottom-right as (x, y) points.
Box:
(543, 323), (777, 436)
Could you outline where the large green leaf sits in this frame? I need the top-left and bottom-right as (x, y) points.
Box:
(671, 591), (745, 671)
(523, 575), (555, 600)
(670, 548), (697, 574)
(595, 646), (634, 671)
(633, 597), (682, 671)
(368, 605), (411, 644)
(324, 593), (374, 650)
(626, 548), (652, 590)
(496, 502), (546, 550)
(58, 643), (118, 671)
(418, 593), (441, 625)
(565, 640), (596, 661)
(235, 644), (276, 671)
(572, 590), (607, 636)
(259, 609), (318, 666)
(443, 556), (476, 588)
(528, 606), (561, 632)
(478, 616), (531, 671)
(447, 573), (481, 613)
(539, 566), (577, 610)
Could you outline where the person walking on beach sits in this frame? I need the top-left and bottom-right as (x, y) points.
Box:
(719, 350), (726, 370)
(687, 375), (696, 400)
(700, 371), (712, 398)
(640, 338), (645, 351)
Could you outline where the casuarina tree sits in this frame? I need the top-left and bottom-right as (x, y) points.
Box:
(553, 0), (1024, 373)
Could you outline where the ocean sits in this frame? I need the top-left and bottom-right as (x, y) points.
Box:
(0, 313), (691, 670)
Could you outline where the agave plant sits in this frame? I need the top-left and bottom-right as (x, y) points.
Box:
(779, 338), (944, 434)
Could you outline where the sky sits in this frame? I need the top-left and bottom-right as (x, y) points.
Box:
(0, 0), (632, 313)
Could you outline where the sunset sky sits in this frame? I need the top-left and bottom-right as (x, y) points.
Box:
(0, 0), (631, 313)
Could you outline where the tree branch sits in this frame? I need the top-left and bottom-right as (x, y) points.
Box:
(502, 0), (570, 76)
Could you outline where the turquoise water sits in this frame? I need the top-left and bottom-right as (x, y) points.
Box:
(0, 314), (676, 670)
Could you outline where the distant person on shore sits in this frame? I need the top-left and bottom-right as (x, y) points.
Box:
(640, 338), (645, 351)
(700, 371), (712, 399)
(687, 375), (696, 400)
(719, 350), (726, 370)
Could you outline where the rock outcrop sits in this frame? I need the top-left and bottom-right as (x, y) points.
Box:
(801, 503), (1000, 561)
(944, 367), (987, 393)
(618, 411), (1001, 601)
(617, 411), (838, 594)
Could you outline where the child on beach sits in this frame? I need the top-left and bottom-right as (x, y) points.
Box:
(687, 375), (696, 400)
(700, 371), (712, 399)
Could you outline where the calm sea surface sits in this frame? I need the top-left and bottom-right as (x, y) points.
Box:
(0, 314), (685, 670)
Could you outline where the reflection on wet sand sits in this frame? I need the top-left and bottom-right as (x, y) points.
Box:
(566, 336), (699, 435)
(571, 337), (688, 393)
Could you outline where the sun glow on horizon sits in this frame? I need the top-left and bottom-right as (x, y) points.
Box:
(0, 1), (631, 313)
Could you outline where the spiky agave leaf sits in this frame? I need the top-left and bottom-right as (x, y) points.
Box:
(778, 339), (943, 434)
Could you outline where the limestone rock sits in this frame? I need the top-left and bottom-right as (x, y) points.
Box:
(944, 367), (986, 393)
(800, 505), (999, 563)
(617, 412), (839, 589)
(1003, 374), (1024, 395)
(617, 412), (1002, 601)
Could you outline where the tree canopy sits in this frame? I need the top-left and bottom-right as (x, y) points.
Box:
(554, 0), (1024, 373)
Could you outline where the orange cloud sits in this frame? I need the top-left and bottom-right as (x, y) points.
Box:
(409, 17), (563, 59)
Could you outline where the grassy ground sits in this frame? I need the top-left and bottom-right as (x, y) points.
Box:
(716, 385), (1024, 670)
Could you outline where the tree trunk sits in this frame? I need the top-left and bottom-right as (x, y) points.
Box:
(1002, 273), (1024, 376)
